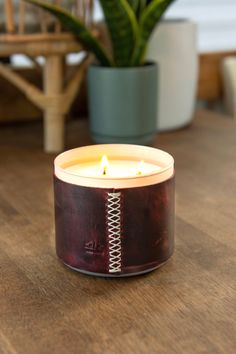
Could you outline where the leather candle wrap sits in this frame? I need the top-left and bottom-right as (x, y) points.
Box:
(54, 145), (175, 277)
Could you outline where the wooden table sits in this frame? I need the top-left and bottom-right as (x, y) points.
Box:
(0, 111), (235, 354)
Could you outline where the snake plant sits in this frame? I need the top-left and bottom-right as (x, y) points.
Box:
(25, 0), (175, 67)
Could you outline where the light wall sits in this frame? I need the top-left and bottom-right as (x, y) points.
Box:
(166, 0), (236, 53)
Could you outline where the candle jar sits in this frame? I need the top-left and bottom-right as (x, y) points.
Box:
(54, 145), (175, 277)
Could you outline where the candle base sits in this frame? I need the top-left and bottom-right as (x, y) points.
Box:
(63, 258), (172, 278)
(54, 175), (175, 277)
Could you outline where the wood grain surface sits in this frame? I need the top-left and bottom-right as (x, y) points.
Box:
(0, 111), (235, 354)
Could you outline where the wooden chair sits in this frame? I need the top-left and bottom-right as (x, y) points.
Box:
(0, 0), (94, 152)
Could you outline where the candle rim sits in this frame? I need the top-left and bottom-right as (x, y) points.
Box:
(54, 144), (174, 181)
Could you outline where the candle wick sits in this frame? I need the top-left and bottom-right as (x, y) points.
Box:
(137, 160), (144, 176)
(100, 155), (108, 176)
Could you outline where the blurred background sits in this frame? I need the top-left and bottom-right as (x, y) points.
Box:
(0, 0), (235, 145)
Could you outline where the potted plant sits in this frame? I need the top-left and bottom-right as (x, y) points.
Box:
(25, 0), (175, 144)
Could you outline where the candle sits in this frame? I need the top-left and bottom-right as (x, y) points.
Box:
(54, 144), (175, 277)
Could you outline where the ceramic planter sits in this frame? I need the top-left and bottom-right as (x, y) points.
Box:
(87, 63), (157, 145)
(147, 19), (198, 131)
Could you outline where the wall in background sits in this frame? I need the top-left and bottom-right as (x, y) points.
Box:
(165, 0), (236, 53)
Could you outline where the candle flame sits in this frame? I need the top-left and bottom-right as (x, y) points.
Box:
(137, 160), (145, 176)
(100, 155), (109, 175)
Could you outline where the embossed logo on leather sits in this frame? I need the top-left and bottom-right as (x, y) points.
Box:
(85, 241), (104, 255)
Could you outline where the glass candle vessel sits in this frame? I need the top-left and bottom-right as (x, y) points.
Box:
(54, 144), (175, 277)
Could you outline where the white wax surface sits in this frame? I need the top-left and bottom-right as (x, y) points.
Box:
(65, 160), (161, 178)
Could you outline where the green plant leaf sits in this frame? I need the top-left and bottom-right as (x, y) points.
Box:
(127, 0), (148, 19)
(131, 0), (175, 66)
(139, 0), (147, 16)
(24, 0), (113, 66)
(99, 0), (138, 67)
(127, 0), (139, 13)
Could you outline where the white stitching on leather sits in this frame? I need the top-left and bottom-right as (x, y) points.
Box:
(107, 192), (122, 273)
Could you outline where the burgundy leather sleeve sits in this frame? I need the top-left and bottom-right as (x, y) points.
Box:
(54, 175), (175, 276)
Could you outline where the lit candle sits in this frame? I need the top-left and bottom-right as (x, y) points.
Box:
(54, 144), (175, 277)
(55, 144), (173, 188)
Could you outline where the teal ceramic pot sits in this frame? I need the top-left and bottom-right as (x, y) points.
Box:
(88, 63), (157, 145)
